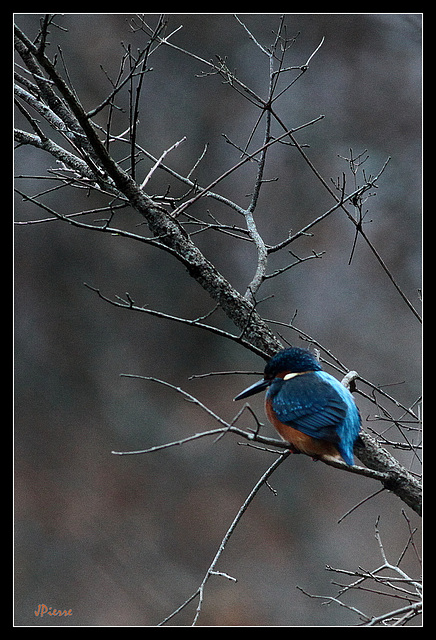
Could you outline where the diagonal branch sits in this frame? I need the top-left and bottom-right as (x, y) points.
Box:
(84, 285), (267, 357)
(14, 24), (283, 358)
(156, 451), (290, 626)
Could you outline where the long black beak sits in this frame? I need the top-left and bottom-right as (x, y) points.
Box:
(233, 378), (270, 401)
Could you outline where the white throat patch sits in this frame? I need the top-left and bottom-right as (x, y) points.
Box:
(283, 372), (306, 381)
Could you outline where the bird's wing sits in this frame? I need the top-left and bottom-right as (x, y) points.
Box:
(271, 372), (348, 443)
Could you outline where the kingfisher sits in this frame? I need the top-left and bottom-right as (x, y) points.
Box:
(234, 347), (361, 465)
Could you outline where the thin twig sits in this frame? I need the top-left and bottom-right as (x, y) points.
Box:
(159, 450), (291, 626)
(139, 136), (186, 190)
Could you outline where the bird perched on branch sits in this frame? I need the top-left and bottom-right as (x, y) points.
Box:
(234, 347), (361, 465)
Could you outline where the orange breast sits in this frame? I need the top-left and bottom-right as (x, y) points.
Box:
(265, 401), (343, 462)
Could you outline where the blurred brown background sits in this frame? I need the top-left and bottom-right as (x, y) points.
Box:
(15, 14), (421, 626)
